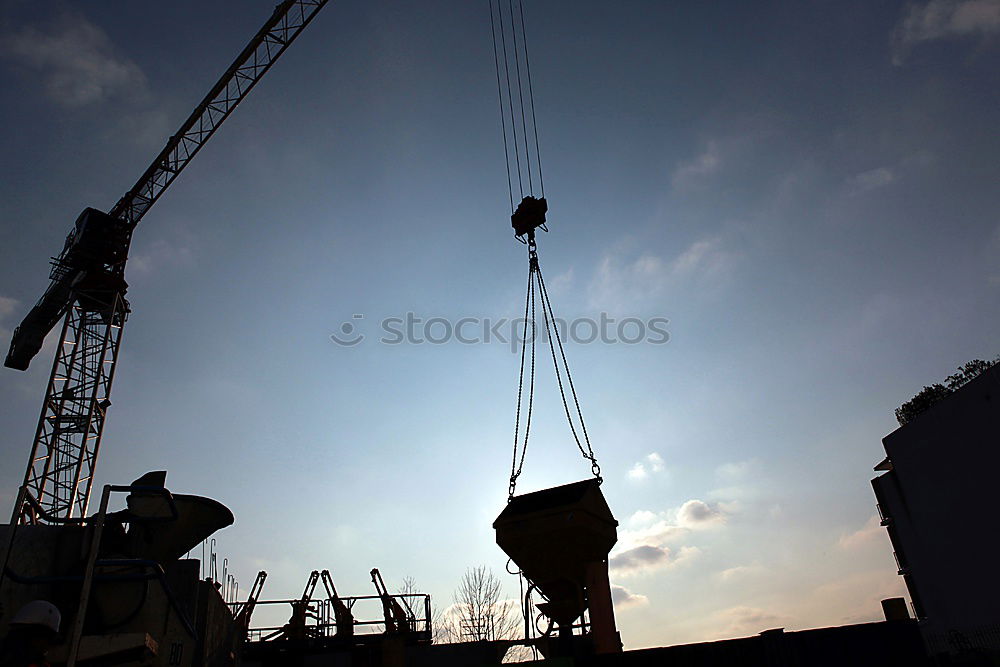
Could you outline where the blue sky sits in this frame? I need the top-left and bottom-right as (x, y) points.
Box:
(1, 0), (998, 649)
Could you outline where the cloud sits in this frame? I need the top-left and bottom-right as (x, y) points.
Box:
(670, 545), (702, 568)
(712, 606), (786, 638)
(611, 585), (649, 609)
(0, 296), (18, 320)
(616, 519), (688, 553)
(589, 237), (735, 309)
(546, 267), (575, 295)
(847, 167), (896, 195)
(1, 13), (147, 107)
(129, 238), (195, 278)
(672, 140), (723, 189)
(710, 460), (761, 502)
(716, 563), (767, 583)
(627, 510), (659, 528)
(614, 502), (719, 581)
(626, 462), (648, 480)
(838, 514), (883, 550)
(715, 460), (754, 482)
(809, 570), (909, 625)
(626, 452), (666, 481)
(893, 0), (1000, 63)
(609, 544), (699, 576)
(113, 107), (175, 151)
(610, 545), (671, 574)
(671, 237), (732, 278)
(616, 500), (729, 556)
(677, 499), (726, 527)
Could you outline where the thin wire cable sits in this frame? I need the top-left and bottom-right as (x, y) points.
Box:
(489, 0), (515, 211)
(508, 0), (533, 194)
(517, 0), (544, 197)
(535, 258), (602, 480)
(497, 0), (524, 199)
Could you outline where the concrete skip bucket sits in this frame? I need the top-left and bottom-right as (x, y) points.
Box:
(493, 479), (622, 655)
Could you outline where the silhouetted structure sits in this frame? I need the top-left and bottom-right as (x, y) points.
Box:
(5, 0), (328, 528)
(0, 471), (237, 666)
(567, 620), (928, 667)
(873, 364), (1000, 659)
(495, 479), (621, 658)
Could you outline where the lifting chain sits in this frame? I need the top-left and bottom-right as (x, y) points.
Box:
(509, 238), (602, 502)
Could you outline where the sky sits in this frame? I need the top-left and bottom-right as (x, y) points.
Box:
(0, 0), (998, 650)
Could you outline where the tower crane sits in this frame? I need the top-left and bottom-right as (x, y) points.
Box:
(5, 0), (328, 525)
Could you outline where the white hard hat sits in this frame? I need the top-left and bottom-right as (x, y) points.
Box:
(11, 600), (61, 633)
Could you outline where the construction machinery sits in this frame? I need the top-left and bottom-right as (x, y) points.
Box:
(237, 570), (435, 666)
(3, 0), (621, 662)
(5, 0), (328, 526)
(321, 569), (355, 639)
(370, 568), (413, 635)
(0, 3), (329, 666)
(0, 471), (237, 666)
(234, 571), (268, 643)
(265, 570), (322, 642)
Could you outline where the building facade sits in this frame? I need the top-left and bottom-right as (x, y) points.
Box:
(872, 365), (1000, 654)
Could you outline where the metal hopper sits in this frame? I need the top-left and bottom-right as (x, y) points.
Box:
(494, 479), (619, 640)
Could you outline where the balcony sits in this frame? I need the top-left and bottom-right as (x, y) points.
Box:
(876, 503), (892, 526)
(893, 550), (909, 576)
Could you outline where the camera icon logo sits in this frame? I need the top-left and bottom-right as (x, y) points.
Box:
(330, 314), (365, 346)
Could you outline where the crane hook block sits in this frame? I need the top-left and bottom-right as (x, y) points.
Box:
(511, 196), (548, 241)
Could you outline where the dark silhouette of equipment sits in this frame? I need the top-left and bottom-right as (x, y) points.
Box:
(487, 0), (617, 657)
(5, 0), (328, 526)
(511, 195), (548, 242)
(268, 570), (321, 641)
(494, 479), (621, 656)
(320, 569), (355, 638)
(234, 570), (267, 641)
(370, 568), (411, 634)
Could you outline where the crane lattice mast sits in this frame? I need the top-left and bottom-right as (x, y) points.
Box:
(6, 0), (328, 525)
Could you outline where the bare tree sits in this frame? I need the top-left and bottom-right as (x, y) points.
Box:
(397, 575), (420, 620)
(397, 575), (439, 637)
(449, 566), (521, 642)
(432, 567), (535, 662)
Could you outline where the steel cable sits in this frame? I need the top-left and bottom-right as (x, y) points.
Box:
(517, 0), (544, 196)
(496, 0), (524, 198)
(488, 0), (515, 211)
(508, 0), (533, 193)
